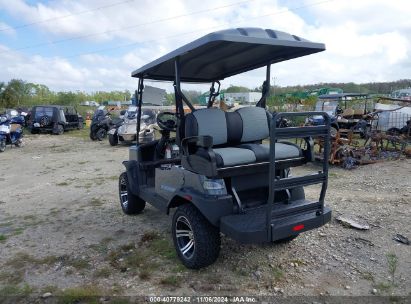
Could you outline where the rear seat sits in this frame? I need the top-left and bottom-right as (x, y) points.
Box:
(184, 107), (301, 168)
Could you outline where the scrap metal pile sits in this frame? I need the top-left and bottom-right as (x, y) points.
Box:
(314, 104), (411, 169)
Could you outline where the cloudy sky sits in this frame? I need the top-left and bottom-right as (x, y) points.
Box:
(0, 0), (410, 92)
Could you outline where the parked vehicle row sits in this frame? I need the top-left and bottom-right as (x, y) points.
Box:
(0, 110), (25, 152)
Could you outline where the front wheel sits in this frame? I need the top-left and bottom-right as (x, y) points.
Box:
(172, 204), (220, 269)
(108, 133), (118, 146)
(96, 128), (107, 141)
(118, 172), (145, 215)
(0, 140), (6, 152)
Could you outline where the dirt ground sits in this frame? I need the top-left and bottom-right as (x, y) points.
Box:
(0, 130), (410, 302)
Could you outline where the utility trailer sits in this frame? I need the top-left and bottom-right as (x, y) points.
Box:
(118, 27), (332, 268)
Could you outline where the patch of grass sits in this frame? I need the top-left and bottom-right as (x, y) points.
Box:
(361, 271), (375, 282)
(56, 181), (70, 186)
(138, 268), (152, 280)
(147, 238), (176, 260)
(22, 215), (37, 221)
(0, 283), (32, 297)
(140, 230), (160, 244)
(374, 282), (392, 293)
(67, 258), (90, 270)
(120, 242), (135, 251)
(0, 221), (12, 227)
(329, 172), (339, 178)
(90, 197), (103, 206)
(0, 270), (25, 284)
(65, 128), (89, 141)
(5, 252), (36, 269)
(107, 175), (119, 181)
(0, 234), (7, 241)
(58, 285), (101, 304)
(271, 266), (284, 281)
(41, 285), (58, 294)
(93, 267), (112, 278)
(5, 252), (60, 271)
(386, 253), (398, 285)
(160, 275), (181, 287)
(13, 227), (25, 235)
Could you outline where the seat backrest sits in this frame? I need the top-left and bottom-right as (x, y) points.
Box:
(185, 108), (228, 145)
(342, 108), (354, 117)
(236, 107), (270, 143)
(184, 106), (270, 146)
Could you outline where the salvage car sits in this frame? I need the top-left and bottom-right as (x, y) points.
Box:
(29, 105), (84, 135)
(118, 27), (332, 269)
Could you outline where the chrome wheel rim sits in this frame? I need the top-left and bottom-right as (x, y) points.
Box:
(175, 215), (195, 259)
(119, 175), (128, 209)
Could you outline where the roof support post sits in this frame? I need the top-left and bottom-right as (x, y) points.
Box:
(257, 64), (271, 108)
(136, 77), (144, 145)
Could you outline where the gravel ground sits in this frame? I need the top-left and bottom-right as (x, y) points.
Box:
(0, 131), (410, 301)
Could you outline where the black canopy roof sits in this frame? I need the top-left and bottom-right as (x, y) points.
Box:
(131, 28), (325, 83)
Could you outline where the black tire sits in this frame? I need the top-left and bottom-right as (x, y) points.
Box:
(172, 204), (220, 269)
(53, 124), (64, 135)
(96, 128), (107, 141)
(109, 133), (118, 146)
(118, 172), (145, 215)
(89, 131), (97, 141)
(0, 140), (6, 152)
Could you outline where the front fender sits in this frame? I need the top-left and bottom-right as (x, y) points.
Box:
(168, 191), (233, 227)
(122, 160), (140, 195)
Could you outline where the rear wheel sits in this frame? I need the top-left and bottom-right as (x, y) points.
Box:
(0, 140), (6, 152)
(109, 133), (118, 146)
(15, 139), (23, 147)
(172, 204), (220, 269)
(53, 125), (64, 135)
(118, 172), (145, 215)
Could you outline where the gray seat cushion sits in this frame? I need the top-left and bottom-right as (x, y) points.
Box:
(213, 147), (256, 167)
(239, 142), (301, 162)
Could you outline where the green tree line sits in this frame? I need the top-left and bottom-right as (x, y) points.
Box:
(0, 79), (131, 109)
(1, 78), (409, 110)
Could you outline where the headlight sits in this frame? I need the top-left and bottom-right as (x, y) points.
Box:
(202, 177), (226, 195)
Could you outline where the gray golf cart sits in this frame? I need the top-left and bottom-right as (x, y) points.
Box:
(118, 28), (332, 269)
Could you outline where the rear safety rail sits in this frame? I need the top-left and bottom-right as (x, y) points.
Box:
(267, 111), (331, 241)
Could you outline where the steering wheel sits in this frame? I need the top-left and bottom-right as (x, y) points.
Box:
(156, 112), (177, 131)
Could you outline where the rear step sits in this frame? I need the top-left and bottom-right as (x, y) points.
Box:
(220, 200), (331, 243)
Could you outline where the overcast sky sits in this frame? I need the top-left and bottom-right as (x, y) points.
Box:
(0, 0), (410, 93)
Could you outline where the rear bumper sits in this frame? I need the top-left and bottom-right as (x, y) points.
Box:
(220, 205), (331, 244)
(271, 206), (331, 241)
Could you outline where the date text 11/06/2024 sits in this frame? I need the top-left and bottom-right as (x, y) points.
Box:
(148, 296), (257, 303)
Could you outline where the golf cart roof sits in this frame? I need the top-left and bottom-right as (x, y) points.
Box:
(318, 93), (369, 100)
(131, 28), (325, 83)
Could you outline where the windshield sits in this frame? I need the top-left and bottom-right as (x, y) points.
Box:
(315, 101), (338, 116)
